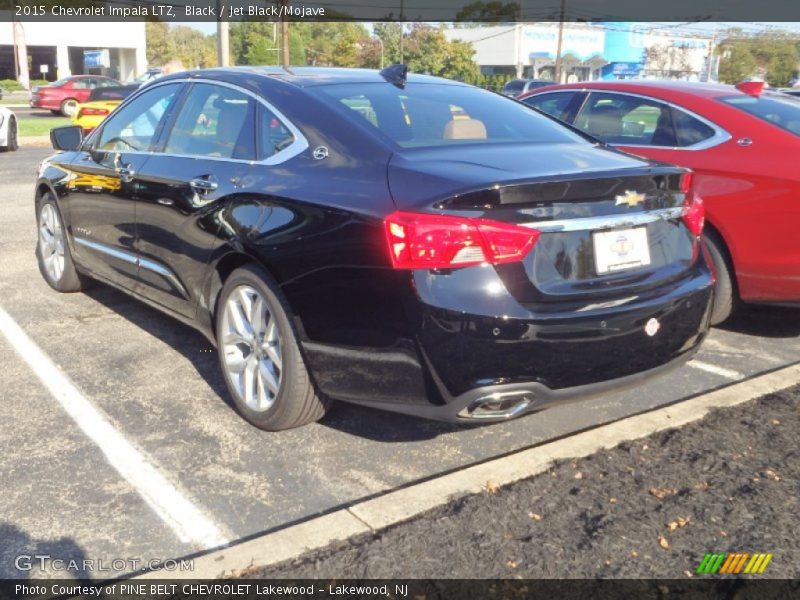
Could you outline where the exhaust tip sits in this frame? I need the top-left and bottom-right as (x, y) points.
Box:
(459, 391), (534, 420)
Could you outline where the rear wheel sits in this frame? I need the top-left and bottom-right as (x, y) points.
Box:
(215, 265), (329, 431)
(35, 196), (87, 292)
(60, 98), (79, 117)
(704, 231), (737, 325)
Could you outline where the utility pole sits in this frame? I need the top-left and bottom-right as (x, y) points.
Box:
(216, 0), (229, 66)
(554, 0), (566, 83)
(280, 0), (290, 67)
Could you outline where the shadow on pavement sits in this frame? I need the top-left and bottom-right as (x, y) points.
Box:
(718, 304), (800, 338)
(82, 281), (478, 442)
(0, 522), (91, 580)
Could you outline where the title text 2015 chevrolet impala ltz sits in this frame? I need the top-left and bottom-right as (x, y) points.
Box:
(36, 66), (714, 430)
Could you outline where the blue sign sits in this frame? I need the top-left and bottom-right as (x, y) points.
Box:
(84, 50), (110, 69)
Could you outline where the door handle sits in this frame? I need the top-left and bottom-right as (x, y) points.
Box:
(116, 166), (135, 182)
(189, 177), (218, 192)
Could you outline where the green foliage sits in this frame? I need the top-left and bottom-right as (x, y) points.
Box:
(718, 32), (800, 87)
(0, 79), (49, 91)
(145, 22), (216, 69)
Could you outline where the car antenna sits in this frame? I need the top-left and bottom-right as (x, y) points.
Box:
(380, 64), (407, 88)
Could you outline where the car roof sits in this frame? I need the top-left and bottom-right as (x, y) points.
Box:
(157, 66), (464, 89)
(521, 80), (756, 100)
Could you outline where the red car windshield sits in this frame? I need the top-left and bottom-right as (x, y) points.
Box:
(719, 93), (800, 137)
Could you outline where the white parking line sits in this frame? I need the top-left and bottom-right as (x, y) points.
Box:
(0, 305), (229, 550)
(688, 359), (744, 380)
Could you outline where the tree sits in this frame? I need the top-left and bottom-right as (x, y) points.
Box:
(373, 23), (403, 65)
(293, 22), (370, 66)
(442, 39), (479, 81)
(644, 43), (695, 79)
(718, 43), (758, 83)
(145, 21), (175, 66)
(171, 26), (216, 69)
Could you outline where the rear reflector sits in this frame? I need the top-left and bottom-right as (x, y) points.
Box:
(680, 172), (704, 236)
(384, 211), (539, 269)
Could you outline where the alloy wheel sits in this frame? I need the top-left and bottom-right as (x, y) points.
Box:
(38, 203), (65, 282)
(220, 285), (283, 412)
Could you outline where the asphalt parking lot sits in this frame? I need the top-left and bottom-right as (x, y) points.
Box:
(1, 146), (799, 579)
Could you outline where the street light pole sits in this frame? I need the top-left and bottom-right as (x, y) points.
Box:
(376, 36), (384, 68)
(281, 0), (290, 67)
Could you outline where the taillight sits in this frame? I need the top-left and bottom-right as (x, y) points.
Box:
(384, 211), (540, 269)
(79, 108), (109, 117)
(680, 172), (704, 236)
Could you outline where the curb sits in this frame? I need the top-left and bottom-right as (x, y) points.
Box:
(137, 362), (800, 579)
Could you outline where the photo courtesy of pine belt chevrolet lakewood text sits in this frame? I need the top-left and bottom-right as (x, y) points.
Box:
(35, 65), (713, 430)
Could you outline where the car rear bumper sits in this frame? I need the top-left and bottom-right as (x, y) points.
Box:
(300, 255), (714, 423)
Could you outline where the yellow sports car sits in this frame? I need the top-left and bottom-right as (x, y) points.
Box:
(71, 85), (139, 133)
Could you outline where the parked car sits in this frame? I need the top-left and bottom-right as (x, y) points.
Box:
(501, 79), (557, 97)
(30, 75), (122, 116)
(521, 80), (800, 324)
(0, 106), (18, 152)
(71, 85), (140, 134)
(36, 67), (713, 430)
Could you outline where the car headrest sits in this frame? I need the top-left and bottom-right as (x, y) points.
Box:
(443, 118), (487, 140)
(585, 104), (624, 138)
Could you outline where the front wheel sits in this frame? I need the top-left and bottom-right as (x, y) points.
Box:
(215, 265), (329, 431)
(35, 196), (87, 292)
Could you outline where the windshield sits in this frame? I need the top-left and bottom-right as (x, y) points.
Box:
(317, 82), (585, 149)
(719, 93), (800, 136)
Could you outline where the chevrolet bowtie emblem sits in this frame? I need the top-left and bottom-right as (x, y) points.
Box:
(615, 190), (646, 208)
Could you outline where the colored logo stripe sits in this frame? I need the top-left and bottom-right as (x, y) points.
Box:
(697, 553), (773, 574)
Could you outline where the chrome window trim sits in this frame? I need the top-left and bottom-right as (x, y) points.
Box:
(522, 206), (684, 233)
(532, 88), (731, 151)
(90, 78), (309, 166)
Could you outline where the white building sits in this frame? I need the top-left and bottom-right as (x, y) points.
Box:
(0, 21), (147, 84)
(445, 23), (714, 82)
(445, 23), (607, 80)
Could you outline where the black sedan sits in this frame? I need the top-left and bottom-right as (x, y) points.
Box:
(36, 66), (714, 430)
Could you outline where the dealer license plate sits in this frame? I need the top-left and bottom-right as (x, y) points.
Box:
(593, 227), (651, 274)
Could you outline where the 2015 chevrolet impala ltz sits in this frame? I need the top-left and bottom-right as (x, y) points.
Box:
(35, 66), (714, 430)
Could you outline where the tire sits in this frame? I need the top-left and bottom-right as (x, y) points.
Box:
(50, 110), (61, 115)
(215, 264), (329, 430)
(35, 195), (87, 293)
(0, 119), (19, 152)
(60, 98), (79, 117)
(704, 231), (737, 325)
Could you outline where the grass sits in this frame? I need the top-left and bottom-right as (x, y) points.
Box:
(17, 117), (71, 137)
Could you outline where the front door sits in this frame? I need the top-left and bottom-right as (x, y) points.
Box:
(63, 82), (184, 289)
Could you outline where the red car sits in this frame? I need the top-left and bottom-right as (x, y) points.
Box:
(520, 80), (800, 324)
(30, 75), (121, 116)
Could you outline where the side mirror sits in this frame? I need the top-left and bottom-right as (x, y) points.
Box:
(50, 125), (83, 151)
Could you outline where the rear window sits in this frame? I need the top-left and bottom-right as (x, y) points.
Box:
(719, 93), (800, 137)
(318, 83), (584, 149)
(502, 80), (525, 93)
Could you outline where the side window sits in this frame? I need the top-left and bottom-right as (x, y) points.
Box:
(72, 79), (90, 90)
(522, 92), (576, 122)
(575, 93), (676, 146)
(164, 83), (256, 160)
(258, 105), (295, 159)
(96, 83), (180, 152)
(671, 108), (716, 147)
